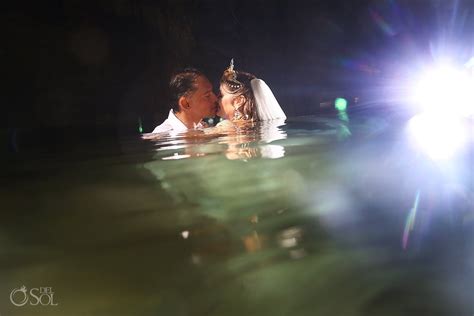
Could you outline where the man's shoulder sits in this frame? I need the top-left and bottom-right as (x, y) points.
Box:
(152, 119), (173, 133)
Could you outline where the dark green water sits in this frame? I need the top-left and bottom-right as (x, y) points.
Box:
(1, 113), (473, 315)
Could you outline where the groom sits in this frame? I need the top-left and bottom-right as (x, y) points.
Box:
(152, 68), (218, 133)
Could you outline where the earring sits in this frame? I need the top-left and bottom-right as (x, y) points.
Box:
(233, 108), (243, 120)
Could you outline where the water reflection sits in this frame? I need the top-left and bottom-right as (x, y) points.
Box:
(212, 119), (287, 161)
(146, 119), (287, 161)
(1, 114), (473, 315)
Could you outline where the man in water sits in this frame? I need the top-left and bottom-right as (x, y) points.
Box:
(152, 68), (218, 133)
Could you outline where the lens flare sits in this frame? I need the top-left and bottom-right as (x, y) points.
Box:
(369, 8), (397, 36)
(335, 98), (348, 111)
(402, 190), (420, 250)
(138, 117), (143, 133)
(407, 112), (467, 160)
(413, 65), (474, 116)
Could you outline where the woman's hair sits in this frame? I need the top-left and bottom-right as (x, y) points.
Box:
(220, 68), (258, 120)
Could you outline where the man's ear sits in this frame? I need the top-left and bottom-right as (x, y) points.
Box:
(178, 96), (190, 111)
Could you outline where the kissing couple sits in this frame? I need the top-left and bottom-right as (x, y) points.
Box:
(151, 59), (286, 134)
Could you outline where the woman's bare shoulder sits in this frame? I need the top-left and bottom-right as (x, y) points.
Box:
(216, 119), (234, 128)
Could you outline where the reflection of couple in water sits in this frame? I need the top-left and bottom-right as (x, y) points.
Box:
(150, 59), (286, 134)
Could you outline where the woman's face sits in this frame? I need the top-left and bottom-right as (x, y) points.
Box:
(218, 85), (236, 119)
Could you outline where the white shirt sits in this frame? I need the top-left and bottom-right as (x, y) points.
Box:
(152, 109), (189, 133)
(151, 110), (206, 134)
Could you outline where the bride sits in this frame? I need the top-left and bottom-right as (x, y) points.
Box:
(216, 59), (286, 126)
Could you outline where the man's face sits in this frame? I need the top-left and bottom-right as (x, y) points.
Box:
(186, 75), (218, 119)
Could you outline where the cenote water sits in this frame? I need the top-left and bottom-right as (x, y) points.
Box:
(1, 110), (473, 315)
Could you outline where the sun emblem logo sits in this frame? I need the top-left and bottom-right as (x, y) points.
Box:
(10, 285), (28, 306)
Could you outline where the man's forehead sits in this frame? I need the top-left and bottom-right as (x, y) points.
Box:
(193, 76), (213, 93)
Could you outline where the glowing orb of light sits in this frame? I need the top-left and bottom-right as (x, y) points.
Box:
(413, 65), (474, 116)
(407, 112), (467, 160)
(335, 98), (348, 111)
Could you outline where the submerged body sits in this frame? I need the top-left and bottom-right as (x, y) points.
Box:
(1, 112), (473, 316)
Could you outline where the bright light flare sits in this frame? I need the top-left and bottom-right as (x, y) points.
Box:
(335, 98), (347, 111)
(413, 65), (474, 116)
(407, 112), (468, 160)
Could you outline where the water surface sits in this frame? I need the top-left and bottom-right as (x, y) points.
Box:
(1, 112), (473, 316)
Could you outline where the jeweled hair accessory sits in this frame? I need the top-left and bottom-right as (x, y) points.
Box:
(225, 58), (241, 90)
(227, 58), (235, 73)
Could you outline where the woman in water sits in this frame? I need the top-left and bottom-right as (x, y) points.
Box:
(217, 59), (286, 125)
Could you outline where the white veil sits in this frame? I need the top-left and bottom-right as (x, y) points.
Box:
(251, 79), (287, 121)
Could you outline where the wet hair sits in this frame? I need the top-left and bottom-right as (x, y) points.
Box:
(220, 69), (258, 120)
(169, 68), (204, 113)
